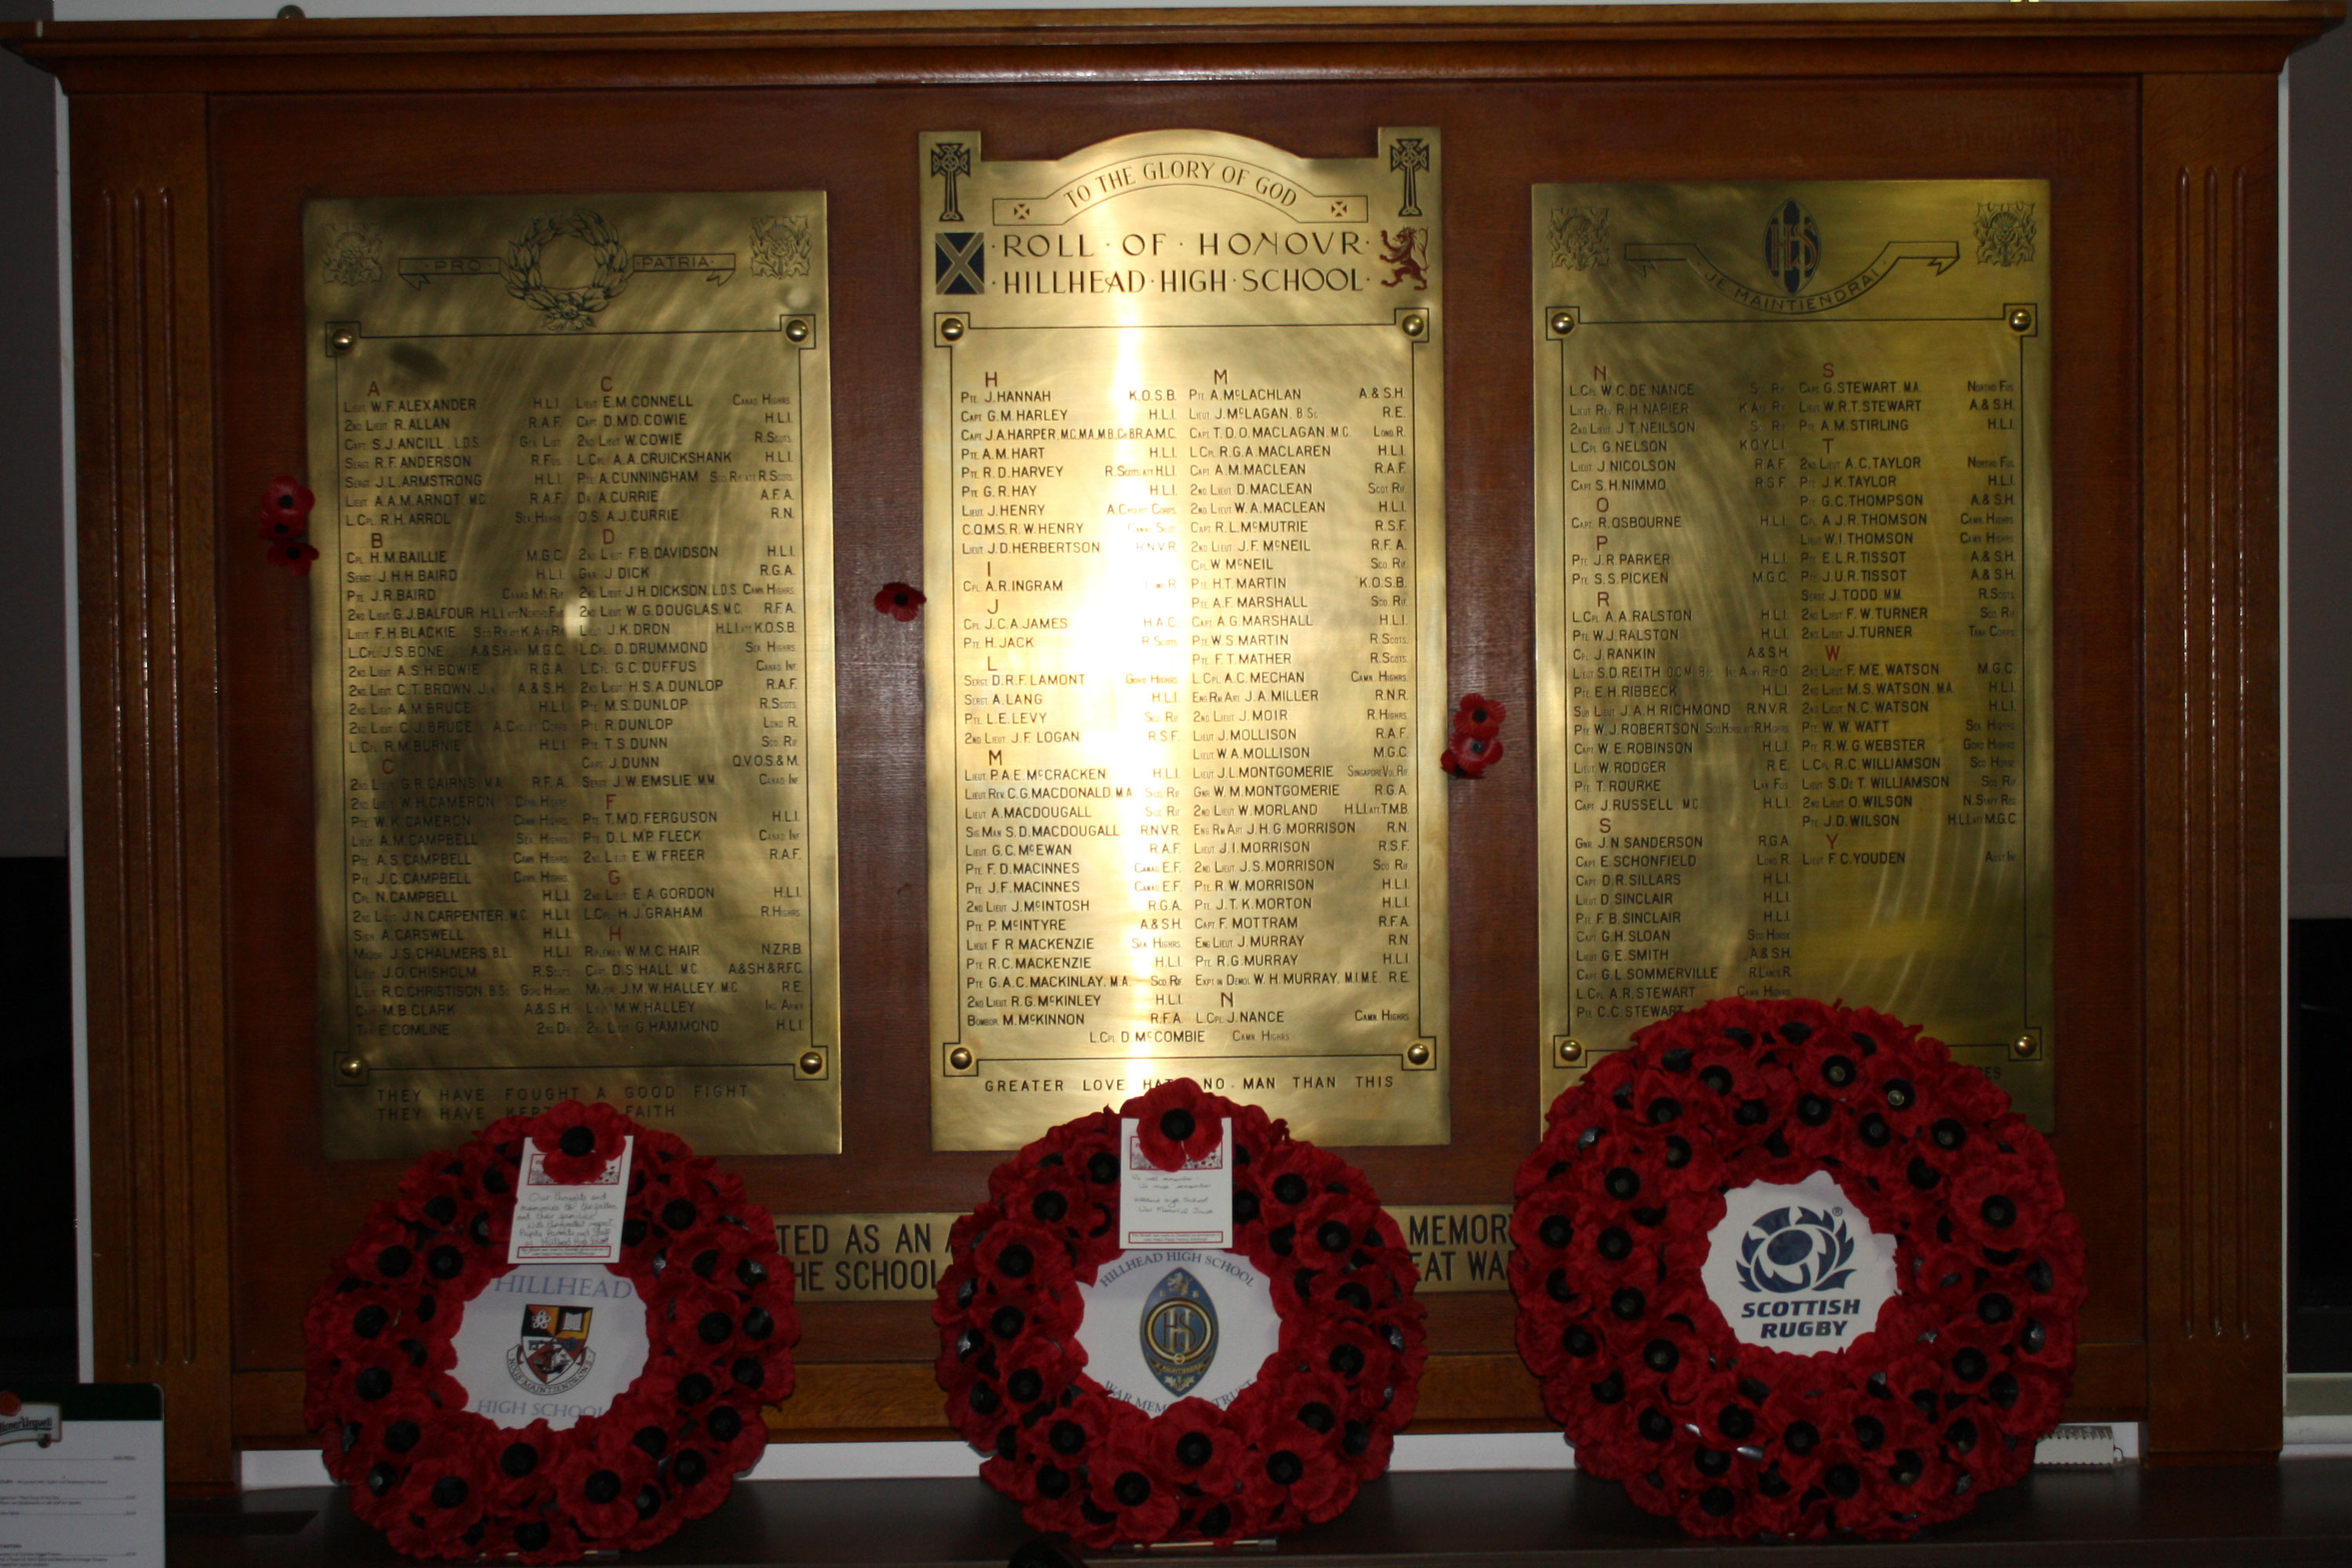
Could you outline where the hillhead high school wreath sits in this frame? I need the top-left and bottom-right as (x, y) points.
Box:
(303, 1102), (797, 1561)
(935, 1080), (1427, 1549)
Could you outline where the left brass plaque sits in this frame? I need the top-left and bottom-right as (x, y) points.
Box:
(307, 194), (840, 1158)
(921, 130), (1450, 1150)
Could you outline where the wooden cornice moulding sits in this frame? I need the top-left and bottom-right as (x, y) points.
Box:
(3, 2), (2340, 93)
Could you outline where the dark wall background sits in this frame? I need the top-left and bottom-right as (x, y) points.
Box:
(0, 0), (71, 1388)
(2291, 25), (2352, 920)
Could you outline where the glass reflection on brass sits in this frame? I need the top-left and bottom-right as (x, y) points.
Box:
(922, 129), (1450, 1151)
(1532, 182), (2055, 1127)
(306, 193), (840, 1157)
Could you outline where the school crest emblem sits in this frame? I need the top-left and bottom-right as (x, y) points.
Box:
(1139, 1267), (1220, 1398)
(506, 1303), (596, 1395)
(1762, 199), (1821, 296)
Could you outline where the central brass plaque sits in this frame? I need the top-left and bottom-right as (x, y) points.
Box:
(1533, 182), (2055, 1124)
(307, 193), (840, 1157)
(921, 129), (1450, 1150)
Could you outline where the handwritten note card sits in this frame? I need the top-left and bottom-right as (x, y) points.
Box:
(1117, 1117), (1232, 1249)
(507, 1137), (634, 1265)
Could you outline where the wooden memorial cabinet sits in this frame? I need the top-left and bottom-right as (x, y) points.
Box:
(7, 0), (2328, 1493)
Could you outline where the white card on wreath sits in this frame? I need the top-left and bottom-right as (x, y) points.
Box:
(1118, 1117), (1232, 1249)
(507, 1136), (634, 1265)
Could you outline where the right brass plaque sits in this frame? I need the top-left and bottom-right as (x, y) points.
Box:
(1534, 182), (2054, 1125)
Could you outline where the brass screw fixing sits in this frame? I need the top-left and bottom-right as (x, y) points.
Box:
(797, 1050), (826, 1075)
(938, 317), (967, 343)
(1549, 310), (1577, 337)
(784, 318), (812, 345)
(326, 327), (357, 356)
(2011, 1033), (2039, 1060)
(948, 1046), (975, 1072)
(336, 1054), (366, 1082)
(1557, 1038), (1584, 1065)
(2007, 307), (2035, 333)
(1406, 1042), (1432, 1067)
(1400, 313), (1428, 339)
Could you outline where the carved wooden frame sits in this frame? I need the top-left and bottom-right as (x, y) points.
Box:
(9, 3), (2329, 1490)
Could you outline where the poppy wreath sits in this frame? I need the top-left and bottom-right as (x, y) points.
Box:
(934, 1080), (1427, 1550)
(1510, 998), (2084, 1541)
(302, 1102), (797, 1562)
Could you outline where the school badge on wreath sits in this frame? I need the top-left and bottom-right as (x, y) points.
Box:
(1139, 1268), (1219, 1397)
(508, 1303), (596, 1396)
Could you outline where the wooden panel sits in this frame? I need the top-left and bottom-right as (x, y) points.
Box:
(2140, 71), (2287, 1463)
(203, 69), (2150, 1433)
(13, 2), (2325, 1480)
(68, 93), (234, 1492)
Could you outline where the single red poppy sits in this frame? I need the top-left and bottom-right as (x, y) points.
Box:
(1450, 692), (1505, 742)
(874, 582), (925, 620)
(268, 538), (321, 576)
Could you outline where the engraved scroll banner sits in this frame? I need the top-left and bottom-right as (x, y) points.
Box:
(922, 131), (1449, 1151)
(307, 194), (840, 1157)
(1533, 183), (2055, 1127)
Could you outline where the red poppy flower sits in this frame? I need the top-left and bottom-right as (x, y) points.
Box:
(1145, 1397), (1245, 1498)
(873, 582), (925, 620)
(267, 536), (321, 576)
(1440, 734), (1504, 778)
(549, 1428), (652, 1543)
(1130, 1079), (1224, 1171)
(1450, 691), (1504, 742)
(529, 1100), (630, 1184)
(1085, 1422), (1181, 1546)
(259, 476), (315, 533)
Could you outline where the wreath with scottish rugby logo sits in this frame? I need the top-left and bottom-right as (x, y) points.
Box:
(1510, 998), (2084, 1541)
(935, 1080), (1426, 1549)
(302, 1102), (796, 1562)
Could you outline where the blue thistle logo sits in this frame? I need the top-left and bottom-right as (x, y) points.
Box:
(1734, 1206), (1857, 1295)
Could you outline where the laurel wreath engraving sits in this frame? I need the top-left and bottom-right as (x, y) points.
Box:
(503, 209), (632, 330)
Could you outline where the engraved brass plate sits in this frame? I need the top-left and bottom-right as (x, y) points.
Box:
(1533, 183), (2054, 1126)
(922, 129), (1449, 1150)
(775, 1214), (955, 1303)
(775, 1206), (1508, 1300)
(307, 194), (840, 1157)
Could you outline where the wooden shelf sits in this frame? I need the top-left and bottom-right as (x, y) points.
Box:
(168, 1461), (2352, 1566)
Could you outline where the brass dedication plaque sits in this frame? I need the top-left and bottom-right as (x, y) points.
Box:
(1533, 183), (2054, 1124)
(307, 194), (840, 1157)
(775, 1206), (1508, 1301)
(922, 130), (1449, 1150)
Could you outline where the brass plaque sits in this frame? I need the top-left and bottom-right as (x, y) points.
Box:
(921, 130), (1450, 1150)
(307, 194), (840, 1157)
(775, 1206), (1508, 1300)
(1533, 183), (2055, 1125)
(776, 1214), (955, 1303)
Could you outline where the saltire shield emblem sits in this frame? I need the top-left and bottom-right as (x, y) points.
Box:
(1139, 1266), (1220, 1397)
(506, 1303), (596, 1395)
(935, 232), (985, 296)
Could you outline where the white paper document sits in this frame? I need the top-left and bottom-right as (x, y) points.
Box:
(507, 1135), (634, 1264)
(1118, 1116), (1234, 1249)
(0, 1385), (164, 1567)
